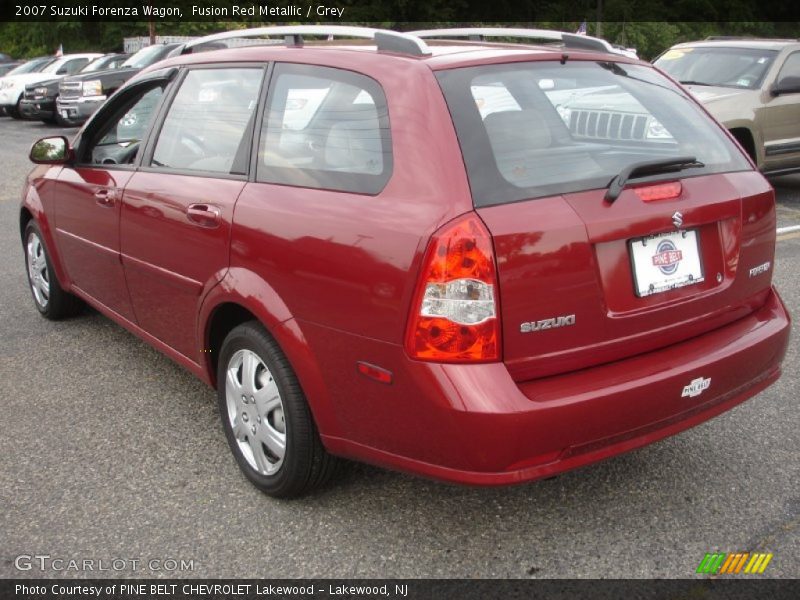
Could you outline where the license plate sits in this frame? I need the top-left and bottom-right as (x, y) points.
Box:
(60, 110), (68, 118)
(629, 229), (704, 297)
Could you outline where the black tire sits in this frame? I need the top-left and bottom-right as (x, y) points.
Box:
(23, 221), (83, 319)
(7, 97), (22, 119)
(217, 321), (339, 498)
(41, 115), (58, 125)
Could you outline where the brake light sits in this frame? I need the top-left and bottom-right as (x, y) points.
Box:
(633, 181), (682, 202)
(405, 213), (501, 362)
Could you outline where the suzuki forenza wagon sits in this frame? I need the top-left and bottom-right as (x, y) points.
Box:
(21, 27), (791, 497)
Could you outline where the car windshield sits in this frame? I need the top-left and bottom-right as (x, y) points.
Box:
(40, 58), (70, 74)
(437, 60), (751, 207)
(6, 57), (54, 76)
(81, 55), (117, 73)
(654, 46), (778, 89)
(122, 45), (166, 69)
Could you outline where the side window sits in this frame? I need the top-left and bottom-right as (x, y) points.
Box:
(257, 64), (392, 195)
(777, 52), (800, 80)
(82, 85), (164, 166)
(151, 68), (263, 175)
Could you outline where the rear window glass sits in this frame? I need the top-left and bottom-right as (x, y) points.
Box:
(436, 61), (751, 207)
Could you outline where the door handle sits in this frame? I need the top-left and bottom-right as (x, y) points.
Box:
(94, 188), (117, 207)
(186, 203), (221, 227)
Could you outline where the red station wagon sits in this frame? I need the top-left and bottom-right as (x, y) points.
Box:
(20, 26), (791, 497)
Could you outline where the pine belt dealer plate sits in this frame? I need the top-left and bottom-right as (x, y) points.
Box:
(629, 229), (704, 297)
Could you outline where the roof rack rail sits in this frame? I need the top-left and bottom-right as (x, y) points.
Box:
(410, 27), (624, 56)
(704, 36), (797, 42)
(175, 25), (431, 57)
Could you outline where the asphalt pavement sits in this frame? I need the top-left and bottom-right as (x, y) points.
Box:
(0, 117), (797, 579)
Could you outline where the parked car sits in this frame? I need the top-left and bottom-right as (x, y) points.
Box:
(19, 53), (129, 124)
(21, 27), (790, 498)
(0, 53), (101, 118)
(0, 62), (22, 76)
(655, 38), (800, 175)
(0, 57), (56, 116)
(0, 52), (13, 63)
(57, 43), (180, 126)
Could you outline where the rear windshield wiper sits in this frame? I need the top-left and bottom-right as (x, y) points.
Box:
(605, 156), (704, 202)
(598, 61), (681, 95)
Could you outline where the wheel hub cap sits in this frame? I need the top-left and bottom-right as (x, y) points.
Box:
(26, 232), (50, 309)
(225, 349), (286, 475)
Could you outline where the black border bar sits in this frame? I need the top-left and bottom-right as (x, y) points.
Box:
(2, 0), (800, 22)
(3, 579), (800, 600)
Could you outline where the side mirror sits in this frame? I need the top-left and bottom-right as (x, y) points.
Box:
(29, 136), (72, 164)
(770, 75), (800, 96)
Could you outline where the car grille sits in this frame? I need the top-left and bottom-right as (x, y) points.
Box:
(59, 81), (83, 99)
(568, 110), (648, 141)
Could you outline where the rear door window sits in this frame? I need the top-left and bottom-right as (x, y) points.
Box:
(437, 61), (752, 207)
(256, 63), (392, 194)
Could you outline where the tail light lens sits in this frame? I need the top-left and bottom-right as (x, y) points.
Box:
(405, 213), (501, 362)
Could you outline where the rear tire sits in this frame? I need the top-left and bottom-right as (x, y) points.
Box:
(217, 321), (339, 498)
(23, 221), (83, 319)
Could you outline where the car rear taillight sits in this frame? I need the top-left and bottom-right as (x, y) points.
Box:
(405, 213), (501, 363)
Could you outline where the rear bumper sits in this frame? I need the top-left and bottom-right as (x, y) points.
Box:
(321, 286), (790, 485)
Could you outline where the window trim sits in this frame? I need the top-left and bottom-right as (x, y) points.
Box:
(253, 61), (394, 196)
(73, 70), (177, 171)
(139, 62), (269, 182)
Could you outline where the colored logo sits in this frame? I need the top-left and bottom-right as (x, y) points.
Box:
(697, 552), (773, 575)
(652, 239), (683, 275)
(681, 376), (711, 398)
